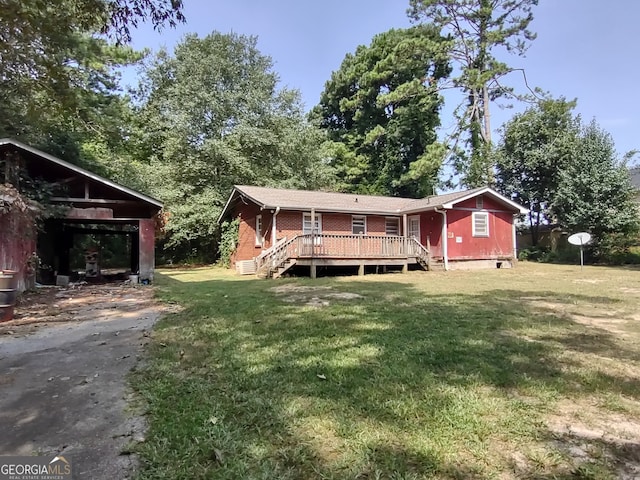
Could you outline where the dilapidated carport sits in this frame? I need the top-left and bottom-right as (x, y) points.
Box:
(0, 139), (162, 291)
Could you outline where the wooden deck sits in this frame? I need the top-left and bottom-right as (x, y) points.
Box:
(255, 234), (431, 278)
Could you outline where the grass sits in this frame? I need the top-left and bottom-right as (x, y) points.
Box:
(131, 263), (640, 479)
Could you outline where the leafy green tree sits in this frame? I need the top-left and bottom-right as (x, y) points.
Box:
(314, 26), (450, 198)
(408, 0), (539, 187)
(495, 98), (579, 245)
(132, 32), (335, 261)
(0, 0), (183, 166)
(552, 121), (639, 255)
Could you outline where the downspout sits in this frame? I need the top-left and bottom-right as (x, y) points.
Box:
(272, 206), (280, 245)
(434, 208), (449, 271)
(402, 213), (408, 253)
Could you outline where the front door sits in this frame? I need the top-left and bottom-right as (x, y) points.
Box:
(408, 215), (420, 242)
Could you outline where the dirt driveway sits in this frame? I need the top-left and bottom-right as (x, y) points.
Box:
(0, 283), (165, 479)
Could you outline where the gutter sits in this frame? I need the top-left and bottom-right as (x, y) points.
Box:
(434, 207), (449, 271)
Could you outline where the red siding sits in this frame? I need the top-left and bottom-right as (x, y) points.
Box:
(454, 194), (507, 211)
(420, 212), (444, 258)
(446, 209), (514, 259)
(228, 193), (517, 265)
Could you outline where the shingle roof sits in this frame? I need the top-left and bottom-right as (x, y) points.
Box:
(235, 185), (409, 214)
(226, 185), (527, 218)
(402, 187), (486, 212)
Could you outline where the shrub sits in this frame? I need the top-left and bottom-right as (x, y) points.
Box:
(218, 218), (240, 267)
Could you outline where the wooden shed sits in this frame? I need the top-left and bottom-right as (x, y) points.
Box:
(0, 139), (162, 291)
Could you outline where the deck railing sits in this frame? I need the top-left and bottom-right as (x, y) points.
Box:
(295, 234), (414, 258)
(255, 234), (430, 276)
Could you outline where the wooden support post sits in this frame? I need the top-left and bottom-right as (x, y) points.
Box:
(130, 232), (139, 273)
(402, 261), (408, 274)
(310, 264), (317, 279)
(139, 219), (155, 282)
(358, 263), (364, 276)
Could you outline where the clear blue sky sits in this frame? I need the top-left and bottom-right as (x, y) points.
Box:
(127, 0), (639, 158)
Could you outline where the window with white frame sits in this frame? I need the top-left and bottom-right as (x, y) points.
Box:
(302, 213), (322, 234)
(385, 217), (400, 236)
(476, 195), (484, 209)
(472, 211), (489, 237)
(255, 215), (263, 246)
(352, 215), (366, 234)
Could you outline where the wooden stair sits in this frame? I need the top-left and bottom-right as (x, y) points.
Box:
(272, 258), (297, 279)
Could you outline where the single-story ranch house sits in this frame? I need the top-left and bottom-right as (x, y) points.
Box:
(219, 185), (528, 278)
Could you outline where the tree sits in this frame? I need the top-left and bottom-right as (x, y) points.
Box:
(314, 26), (450, 198)
(132, 32), (335, 261)
(552, 121), (639, 256)
(0, 0), (184, 170)
(408, 0), (539, 187)
(495, 97), (578, 245)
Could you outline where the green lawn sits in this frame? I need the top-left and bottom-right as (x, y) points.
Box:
(132, 263), (640, 479)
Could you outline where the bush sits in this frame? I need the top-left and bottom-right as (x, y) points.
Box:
(518, 246), (549, 261)
(218, 218), (240, 267)
(594, 232), (640, 265)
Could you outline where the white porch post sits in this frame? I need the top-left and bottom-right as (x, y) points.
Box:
(271, 206), (280, 245)
(310, 207), (316, 279)
(435, 208), (448, 271)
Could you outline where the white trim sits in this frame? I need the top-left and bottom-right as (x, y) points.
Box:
(385, 217), (400, 236)
(255, 214), (263, 246)
(472, 211), (490, 237)
(0, 138), (162, 208)
(435, 208), (448, 270)
(442, 206), (513, 213)
(302, 212), (322, 234)
(352, 215), (366, 235)
(271, 206), (280, 245)
(408, 215), (420, 240)
(442, 187), (528, 214)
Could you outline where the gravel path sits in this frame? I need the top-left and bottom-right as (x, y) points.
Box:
(0, 285), (164, 479)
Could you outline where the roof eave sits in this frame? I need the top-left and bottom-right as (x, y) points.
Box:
(0, 138), (163, 209)
(440, 187), (528, 214)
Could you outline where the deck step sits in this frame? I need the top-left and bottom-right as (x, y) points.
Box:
(272, 259), (297, 279)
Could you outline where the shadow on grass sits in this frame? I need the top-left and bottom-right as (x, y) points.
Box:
(133, 273), (638, 479)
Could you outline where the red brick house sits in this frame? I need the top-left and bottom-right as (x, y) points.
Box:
(219, 185), (527, 278)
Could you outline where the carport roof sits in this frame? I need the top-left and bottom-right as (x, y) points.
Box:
(0, 138), (163, 209)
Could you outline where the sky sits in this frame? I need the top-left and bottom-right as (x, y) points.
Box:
(127, 0), (639, 159)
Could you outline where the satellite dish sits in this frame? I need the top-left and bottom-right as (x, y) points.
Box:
(568, 232), (592, 270)
(568, 232), (592, 246)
